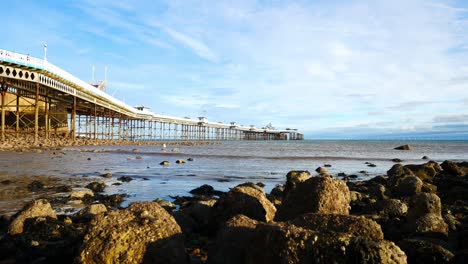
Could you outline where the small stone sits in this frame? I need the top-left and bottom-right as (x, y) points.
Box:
(101, 173), (113, 178)
(27, 180), (44, 192)
(70, 189), (94, 199)
(324, 164), (332, 167)
(160, 161), (170, 166)
(87, 157), (91, 160)
(422, 156), (429, 160)
(187, 158), (194, 161)
(135, 155), (142, 160)
(392, 158), (403, 162)
(175, 159), (186, 164)
(117, 176), (133, 182)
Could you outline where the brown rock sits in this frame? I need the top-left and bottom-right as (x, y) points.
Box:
(374, 199), (408, 218)
(8, 199), (57, 235)
(394, 176), (423, 197)
(387, 164), (415, 188)
(289, 213), (384, 240)
(441, 160), (465, 177)
(209, 215), (259, 264)
(284, 170), (311, 197)
(75, 203), (107, 219)
(77, 202), (187, 264)
(407, 193), (442, 220)
(405, 162), (439, 182)
(212, 184), (276, 225)
(347, 237), (407, 264)
(394, 144), (412, 150)
(398, 239), (454, 264)
(275, 177), (350, 221)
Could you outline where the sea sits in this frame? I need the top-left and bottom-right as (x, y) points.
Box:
(1, 140), (467, 213)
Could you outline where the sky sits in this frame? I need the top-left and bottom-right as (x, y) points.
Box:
(2, 0), (468, 139)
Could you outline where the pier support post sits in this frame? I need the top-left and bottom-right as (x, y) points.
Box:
(34, 83), (40, 145)
(1, 82), (6, 141)
(71, 96), (76, 142)
(16, 94), (20, 136)
(93, 104), (97, 140)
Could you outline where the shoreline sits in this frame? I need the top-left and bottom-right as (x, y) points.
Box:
(0, 160), (467, 263)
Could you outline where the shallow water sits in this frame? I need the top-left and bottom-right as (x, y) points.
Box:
(0, 140), (467, 214)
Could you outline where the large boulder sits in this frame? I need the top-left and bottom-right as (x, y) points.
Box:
(374, 199), (408, 218)
(276, 176), (350, 221)
(405, 163), (439, 182)
(394, 176), (423, 197)
(441, 160), (465, 177)
(406, 193), (448, 236)
(209, 214), (259, 264)
(289, 213), (384, 240)
(387, 164), (415, 188)
(347, 237), (407, 264)
(77, 202), (187, 264)
(398, 239), (454, 264)
(8, 199), (57, 235)
(407, 193), (442, 219)
(211, 184), (276, 225)
(244, 222), (407, 264)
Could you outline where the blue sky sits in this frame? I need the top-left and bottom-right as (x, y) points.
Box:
(3, 0), (468, 139)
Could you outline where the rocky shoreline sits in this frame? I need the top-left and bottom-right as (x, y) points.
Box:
(0, 160), (467, 263)
(0, 134), (220, 153)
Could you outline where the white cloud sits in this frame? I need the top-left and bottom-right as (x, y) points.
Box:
(163, 27), (218, 62)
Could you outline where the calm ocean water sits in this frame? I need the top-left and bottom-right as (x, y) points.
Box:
(1, 140), (467, 209)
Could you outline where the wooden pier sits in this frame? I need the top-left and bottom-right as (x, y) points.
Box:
(0, 49), (303, 143)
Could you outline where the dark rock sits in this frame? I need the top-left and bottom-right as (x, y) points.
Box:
(97, 193), (126, 207)
(405, 162), (439, 182)
(289, 213), (384, 240)
(85, 182), (106, 193)
(395, 144), (412, 150)
(212, 184), (276, 225)
(275, 176), (350, 221)
(368, 175), (387, 185)
(160, 161), (170, 166)
(1, 180), (12, 185)
(176, 199), (216, 234)
(392, 158), (403, 162)
(359, 170), (369, 174)
(256, 182), (265, 188)
(209, 214), (259, 264)
(284, 170), (311, 198)
(74, 204), (107, 220)
(374, 199), (408, 218)
(101, 172), (112, 178)
(349, 174), (358, 179)
(441, 160), (465, 177)
(337, 172), (347, 177)
(422, 156), (429, 160)
(87, 157), (91, 160)
(367, 163), (377, 167)
(324, 164), (332, 167)
(394, 176), (423, 197)
(189, 184), (223, 196)
(54, 185), (73, 192)
(267, 185), (285, 206)
(175, 159), (185, 164)
(398, 239), (454, 263)
(406, 193), (448, 236)
(117, 176), (133, 182)
(8, 199), (57, 235)
(347, 237), (407, 264)
(187, 158), (194, 161)
(315, 167), (329, 175)
(408, 193), (442, 219)
(421, 182), (437, 193)
(27, 181), (44, 192)
(135, 155), (142, 159)
(245, 221), (407, 263)
(77, 202), (187, 264)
